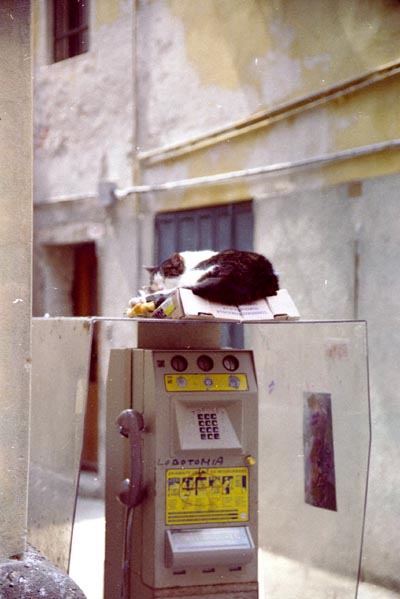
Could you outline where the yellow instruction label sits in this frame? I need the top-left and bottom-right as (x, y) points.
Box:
(164, 373), (248, 392)
(165, 467), (249, 525)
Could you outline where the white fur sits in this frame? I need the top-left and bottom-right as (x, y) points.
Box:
(173, 250), (217, 288)
(130, 250), (218, 304)
(179, 250), (216, 270)
(150, 250), (217, 291)
(151, 271), (171, 291)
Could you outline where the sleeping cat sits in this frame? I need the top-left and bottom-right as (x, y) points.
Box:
(129, 249), (279, 308)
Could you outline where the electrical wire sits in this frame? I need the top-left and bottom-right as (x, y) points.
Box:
(120, 505), (135, 599)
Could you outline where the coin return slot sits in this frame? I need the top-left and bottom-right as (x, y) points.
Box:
(165, 527), (255, 569)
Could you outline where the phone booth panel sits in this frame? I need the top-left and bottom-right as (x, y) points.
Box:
(105, 320), (370, 599)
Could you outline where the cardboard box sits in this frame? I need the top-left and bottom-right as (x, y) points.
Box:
(152, 288), (300, 322)
(266, 289), (300, 320)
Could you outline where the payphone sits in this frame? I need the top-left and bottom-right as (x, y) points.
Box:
(105, 322), (258, 599)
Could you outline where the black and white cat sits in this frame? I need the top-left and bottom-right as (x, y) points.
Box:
(129, 249), (279, 308)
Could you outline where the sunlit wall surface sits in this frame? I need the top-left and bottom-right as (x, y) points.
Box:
(0, 0), (32, 559)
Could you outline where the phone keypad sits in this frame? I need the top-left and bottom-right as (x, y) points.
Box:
(197, 413), (220, 440)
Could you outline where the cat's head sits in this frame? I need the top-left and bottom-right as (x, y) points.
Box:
(145, 252), (185, 291)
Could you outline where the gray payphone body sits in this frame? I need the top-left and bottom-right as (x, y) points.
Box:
(105, 322), (258, 599)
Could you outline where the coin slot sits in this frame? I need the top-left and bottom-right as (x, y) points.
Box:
(197, 355), (214, 372)
(202, 567), (215, 573)
(223, 355), (239, 372)
(171, 355), (188, 372)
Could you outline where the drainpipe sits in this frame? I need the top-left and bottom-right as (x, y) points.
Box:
(113, 138), (400, 197)
(45, 138), (400, 204)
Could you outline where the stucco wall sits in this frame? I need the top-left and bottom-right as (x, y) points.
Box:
(33, 0), (135, 201)
(32, 0), (400, 208)
(137, 0), (400, 149)
(136, 0), (400, 208)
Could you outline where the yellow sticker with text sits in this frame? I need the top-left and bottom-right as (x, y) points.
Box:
(164, 373), (248, 392)
(165, 467), (249, 525)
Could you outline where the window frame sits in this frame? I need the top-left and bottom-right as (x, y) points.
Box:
(53, 0), (89, 63)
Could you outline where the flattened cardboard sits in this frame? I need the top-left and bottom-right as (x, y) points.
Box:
(152, 288), (300, 322)
(238, 299), (274, 321)
(152, 288), (240, 321)
(267, 289), (300, 320)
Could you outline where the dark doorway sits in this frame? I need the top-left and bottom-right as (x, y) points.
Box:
(71, 242), (99, 471)
(155, 201), (254, 347)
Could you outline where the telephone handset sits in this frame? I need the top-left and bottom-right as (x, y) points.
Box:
(117, 409), (145, 508)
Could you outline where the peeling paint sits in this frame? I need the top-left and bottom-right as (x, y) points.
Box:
(170, 0), (269, 89)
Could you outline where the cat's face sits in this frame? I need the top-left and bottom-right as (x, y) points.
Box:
(146, 253), (185, 291)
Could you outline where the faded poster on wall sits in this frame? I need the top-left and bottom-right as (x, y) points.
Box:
(303, 392), (337, 511)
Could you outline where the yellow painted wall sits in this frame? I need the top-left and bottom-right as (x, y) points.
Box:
(143, 0), (400, 206)
(170, 0), (400, 106)
(95, 0), (120, 28)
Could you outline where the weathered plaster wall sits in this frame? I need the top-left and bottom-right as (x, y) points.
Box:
(32, 0), (139, 318)
(32, 0), (400, 205)
(254, 172), (400, 589)
(33, 0), (134, 201)
(138, 0), (400, 142)
(137, 0), (400, 204)
(33, 0), (400, 207)
(33, 195), (138, 318)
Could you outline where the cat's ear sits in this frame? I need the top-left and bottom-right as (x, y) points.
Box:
(170, 253), (183, 267)
(144, 265), (158, 274)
